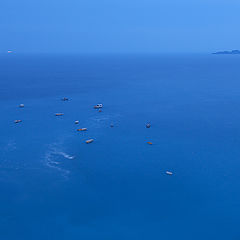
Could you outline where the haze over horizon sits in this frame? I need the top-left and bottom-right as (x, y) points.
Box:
(1, 0), (240, 54)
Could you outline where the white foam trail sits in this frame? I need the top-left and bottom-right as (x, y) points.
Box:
(57, 151), (75, 160)
(4, 140), (16, 151)
(88, 113), (121, 128)
(43, 145), (74, 179)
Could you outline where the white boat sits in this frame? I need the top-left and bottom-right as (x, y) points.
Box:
(86, 139), (94, 144)
(146, 123), (151, 128)
(14, 120), (22, 123)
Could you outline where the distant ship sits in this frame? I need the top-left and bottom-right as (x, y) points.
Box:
(7, 50), (13, 53)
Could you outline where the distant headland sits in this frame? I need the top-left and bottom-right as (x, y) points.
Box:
(213, 50), (240, 55)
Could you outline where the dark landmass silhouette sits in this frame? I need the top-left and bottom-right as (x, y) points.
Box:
(213, 50), (240, 54)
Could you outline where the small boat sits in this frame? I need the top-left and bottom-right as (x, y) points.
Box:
(147, 142), (153, 145)
(110, 123), (114, 128)
(75, 121), (79, 124)
(86, 139), (94, 144)
(55, 113), (64, 116)
(146, 123), (151, 128)
(19, 104), (24, 108)
(77, 128), (87, 131)
(14, 120), (22, 123)
(61, 97), (69, 101)
(94, 103), (103, 109)
(166, 171), (173, 175)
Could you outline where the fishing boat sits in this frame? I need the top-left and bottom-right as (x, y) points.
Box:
(14, 120), (22, 123)
(55, 113), (64, 116)
(94, 103), (103, 109)
(77, 128), (87, 131)
(86, 139), (94, 144)
(146, 123), (151, 128)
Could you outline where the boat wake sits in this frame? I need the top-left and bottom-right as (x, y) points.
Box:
(57, 151), (75, 160)
(88, 113), (121, 128)
(4, 139), (17, 152)
(44, 145), (75, 179)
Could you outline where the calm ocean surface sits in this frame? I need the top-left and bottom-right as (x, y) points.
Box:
(0, 54), (240, 239)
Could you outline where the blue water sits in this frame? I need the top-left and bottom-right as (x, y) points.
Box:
(1, 54), (240, 239)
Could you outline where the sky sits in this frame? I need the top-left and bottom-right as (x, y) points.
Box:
(1, 0), (240, 53)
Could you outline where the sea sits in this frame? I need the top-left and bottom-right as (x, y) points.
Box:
(0, 53), (240, 239)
